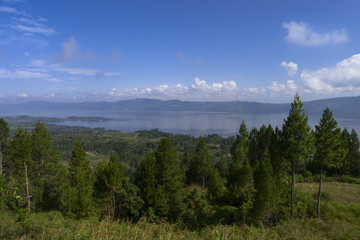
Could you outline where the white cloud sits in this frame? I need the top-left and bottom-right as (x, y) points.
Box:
(9, 23), (55, 36)
(267, 80), (297, 97)
(46, 77), (62, 82)
(0, 6), (25, 15)
(280, 61), (298, 77)
(56, 36), (79, 62)
(301, 53), (360, 94)
(54, 67), (120, 78)
(109, 78), (241, 101)
(0, 68), (51, 78)
(17, 93), (28, 98)
(283, 21), (348, 46)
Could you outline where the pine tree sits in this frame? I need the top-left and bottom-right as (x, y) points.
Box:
(135, 151), (157, 208)
(269, 126), (289, 221)
(182, 150), (194, 185)
(340, 128), (351, 175)
(8, 128), (32, 211)
(95, 153), (124, 220)
(227, 121), (254, 220)
(31, 122), (61, 210)
(207, 168), (226, 204)
(154, 137), (185, 220)
(314, 108), (347, 218)
(68, 140), (95, 219)
(342, 129), (360, 177)
(253, 149), (275, 224)
(192, 137), (211, 189)
(214, 155), (228, 181)
(0, 118), (9, 176)
(282, 94), (312, 217)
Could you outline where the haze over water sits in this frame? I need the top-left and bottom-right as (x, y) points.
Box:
(49, 110), (360, 137)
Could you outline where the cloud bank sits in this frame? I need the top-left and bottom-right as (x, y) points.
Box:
(283, 21), (348, 46)
(301, 54), (360, 94)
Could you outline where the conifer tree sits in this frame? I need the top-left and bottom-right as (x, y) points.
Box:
(215, 155), (228, 181)
(0, 118), (9, 176)
(340, 128), (351, 175)
(182, 151), (194, 185)
(8, 128), (32, 211)
(342, 129), (360, 177)
(192, 137), (211, 189)
(135, 152), (157, 208)
(314, 108), (347, 218)
(349, 130), (360, 177)
(282, 94), (312, 217)
(31, 122), (61, 210)
(228, 121), (254, 220)
(253, 149), (275, 224)
(68, 140), (94, 219)
(95, 153), (124, 220)
(207, 168), (226, 204)
(154, 137), (185, 220)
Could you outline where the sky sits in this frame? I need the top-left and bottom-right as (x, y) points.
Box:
(1, 0), (360, 103)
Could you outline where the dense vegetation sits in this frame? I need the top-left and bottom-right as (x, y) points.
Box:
(1, 95), (360, 239)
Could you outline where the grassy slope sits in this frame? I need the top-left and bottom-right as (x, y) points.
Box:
(1, 182), (360, 239)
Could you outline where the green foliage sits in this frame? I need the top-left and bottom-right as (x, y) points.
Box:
(227, 121), (255, 222)
(135, 151), (157, 208)
(136, 137), (185, 221)
(314, 108), (347, 218)
(95, 153), (124, 220)
(7, 127), (32, 211)
(154, 137), (186, 220)
(252, 149), (276, 225)
(67, 140), (95, 219)
(314, 108), (347, 170)
(183, 188), (215, 229)
(190, 137), (212, 188)
(207, 168), (226, 204)
(0, 175), (26, 212)
(0, 118), (10, 175)
(282, 94), (312, 170)
(282, 94), (312, 217)
(342, 129), (360, 176)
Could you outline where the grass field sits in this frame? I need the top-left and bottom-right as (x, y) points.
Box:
(1, 182), (360, 239)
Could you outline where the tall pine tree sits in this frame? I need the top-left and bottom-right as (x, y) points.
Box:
(314, 108), (347, 218)
(154, 137), (185, 220)
(227, 121), (254, 221)
(8, 128), (32, 211)
(0, 118), (9, 176)
(31, 122), (63, 211)
(192, 137), (211, 189)
(68, 140), (95, 219)
(282, 94), (312, 217)
(95, 153), (124, 220)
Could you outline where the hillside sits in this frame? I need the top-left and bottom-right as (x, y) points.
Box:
(0, 96), (360, 119)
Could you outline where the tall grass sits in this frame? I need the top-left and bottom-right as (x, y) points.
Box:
(1, 182), (360, 240)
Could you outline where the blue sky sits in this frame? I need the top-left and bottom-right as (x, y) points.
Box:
(1, 0), (360, 103)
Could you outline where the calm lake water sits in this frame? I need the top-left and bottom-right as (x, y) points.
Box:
(49, 111), (360, 137)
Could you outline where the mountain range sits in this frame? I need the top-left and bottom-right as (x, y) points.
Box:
(0, 96), (360, 119)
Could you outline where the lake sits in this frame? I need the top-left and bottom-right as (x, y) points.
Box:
(49, 110), (360, 137)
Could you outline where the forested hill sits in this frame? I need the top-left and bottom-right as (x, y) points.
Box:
(1, 96), (360, 118)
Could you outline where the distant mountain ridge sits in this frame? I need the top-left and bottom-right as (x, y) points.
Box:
(0, 96), (360, 119)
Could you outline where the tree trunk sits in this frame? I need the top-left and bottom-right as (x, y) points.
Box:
(317, 166), (323, 218)
(291, 168), (295, 218)
(202, 176), (205, 190)
(24, 159), (31, 212)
